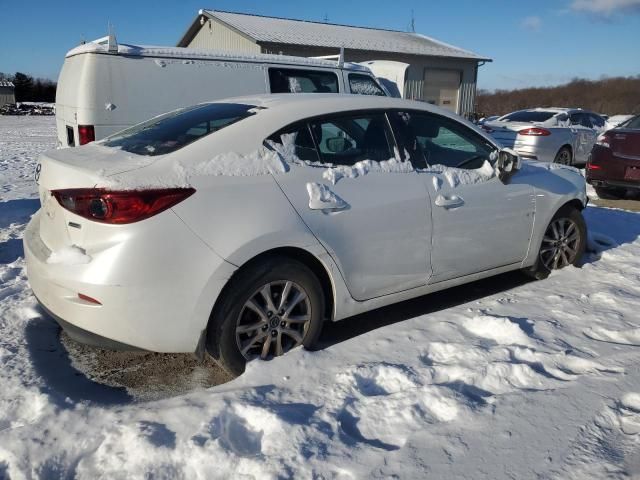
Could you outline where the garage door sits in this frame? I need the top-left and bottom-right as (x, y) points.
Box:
(423, 69), (461, 113)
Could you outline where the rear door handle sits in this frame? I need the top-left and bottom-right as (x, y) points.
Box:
(435, 194), (465, 209)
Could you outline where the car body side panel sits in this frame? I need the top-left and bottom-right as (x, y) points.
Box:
(426, 174), (535, 282)
(518, 162), (588, 268)
(273, 165), (432, 301)
(171, 173), (323, 267)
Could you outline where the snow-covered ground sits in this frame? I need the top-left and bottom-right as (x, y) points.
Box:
(2, 116), (640, 479)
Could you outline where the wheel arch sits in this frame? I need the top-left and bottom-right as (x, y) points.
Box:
(204, 246), (336, 359)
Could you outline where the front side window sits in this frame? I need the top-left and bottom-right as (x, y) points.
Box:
(309, 113), (395, 166)
(397, 111), (496, 169)
(348, 74), (386, 96)
(102, 103), (256, 156)
(269, 68), (339, 94)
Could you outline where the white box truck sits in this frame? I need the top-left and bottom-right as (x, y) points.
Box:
(55, 35), (387, 147)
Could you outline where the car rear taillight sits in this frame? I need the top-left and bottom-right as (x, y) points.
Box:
(78, 125), (95, 145)
(51, 188), (196, 224)
(595, 132), (612, 148)
(518, 127), (551, 137)
(587, 164), (602, 170)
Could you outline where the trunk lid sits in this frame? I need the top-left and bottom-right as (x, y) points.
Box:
(36, 145), (156, 252)
(483, 121), (529, 148)
(611, 129), (640, 158)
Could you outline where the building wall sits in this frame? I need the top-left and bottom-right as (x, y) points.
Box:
(0, 87), (16, 106)
(188, 17), (260, 53)
(259, 43), (481, 117)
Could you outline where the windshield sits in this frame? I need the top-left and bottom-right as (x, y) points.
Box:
(499, 111), (558, 123)
(621, 115), (640, 129)
(102, 103), (257, 156)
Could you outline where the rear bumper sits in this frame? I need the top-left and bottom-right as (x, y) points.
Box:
(586, 146), (640, 190)
(37, 296), (143, 351)
(587, 178), (640, 191)
(24, 210), (237, 353)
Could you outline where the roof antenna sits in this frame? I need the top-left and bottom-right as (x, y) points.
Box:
(107, 22), (118, 53)
(323, 12), (329, 23)
(410, 10), (416, 33)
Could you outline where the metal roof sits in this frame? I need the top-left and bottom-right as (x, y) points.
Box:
(0, 81), (14, 88)
(181, 10), (490, 62)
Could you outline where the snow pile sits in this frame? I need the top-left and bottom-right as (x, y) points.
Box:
(584, 326), (640, 346)
(46, 245), (92, 265)
(322, 156), (414, 185)
(306, 182), (349, 210)
(425, 160), (496, 189)
(183, 149), (287, 178)
(557, 392), (640, 478)
(108, 148), (288, 189)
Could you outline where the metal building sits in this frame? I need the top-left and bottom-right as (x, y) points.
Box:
(0, 81), (16, 106)
(178, 10), (491, 117)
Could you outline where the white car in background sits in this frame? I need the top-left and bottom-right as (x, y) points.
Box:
(24, 94), (588, 376)
(606, 114), (635, 129)
(483, 108), (608, 165)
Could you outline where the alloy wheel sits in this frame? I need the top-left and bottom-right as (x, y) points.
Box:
(540, 218), (581, 270)
(555, 149), (572, 165)
(235, 280), (311, 360)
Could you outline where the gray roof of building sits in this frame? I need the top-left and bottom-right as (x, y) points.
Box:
(0, 81), (15, 88)
(186, 10), (490, 61)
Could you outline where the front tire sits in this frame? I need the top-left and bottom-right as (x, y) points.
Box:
(207, 256), (325, 376)
(523, 206), (586, 280)
(554, 147), (573, 165)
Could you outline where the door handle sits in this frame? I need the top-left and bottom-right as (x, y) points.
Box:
(435, 194), (465, 209)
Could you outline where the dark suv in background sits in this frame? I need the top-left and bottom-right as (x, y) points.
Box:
(587, 115), (640, 199)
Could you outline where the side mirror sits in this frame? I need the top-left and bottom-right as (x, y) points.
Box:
(496, 148), (521, 182)
(326, 137), (353, 153)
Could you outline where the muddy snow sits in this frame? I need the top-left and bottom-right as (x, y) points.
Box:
(1, 116), (640, 479)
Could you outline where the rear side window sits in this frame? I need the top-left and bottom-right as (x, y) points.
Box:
(267, 123), (320, 163)
(309, 113), (394, 166)
(589, 113), (605, 128)
(102, 103), (256, 156)
(348, 74), (386, 96)
(269, 68), (339, 94)
(570, 113), (592, 128)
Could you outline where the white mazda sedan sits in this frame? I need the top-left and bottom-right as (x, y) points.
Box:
(24, 94), (588, 375)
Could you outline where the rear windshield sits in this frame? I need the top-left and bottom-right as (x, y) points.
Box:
(621, 115), (640, 129)
(500, 111), (557, 123)
(102, 103), (257, 156)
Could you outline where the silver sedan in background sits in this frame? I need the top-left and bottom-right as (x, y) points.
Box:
(482, 108), (607, 165)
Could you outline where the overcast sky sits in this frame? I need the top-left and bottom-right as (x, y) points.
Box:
(0, 0), (639, 91)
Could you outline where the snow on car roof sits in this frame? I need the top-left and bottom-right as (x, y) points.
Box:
(65, 41), (370, 72)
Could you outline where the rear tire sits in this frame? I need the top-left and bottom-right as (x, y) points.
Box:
(594, 186), (625, 200)
(523, 205), (586, 280)
(554, 147), (573, 165)
(207, 256), (325, 377)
